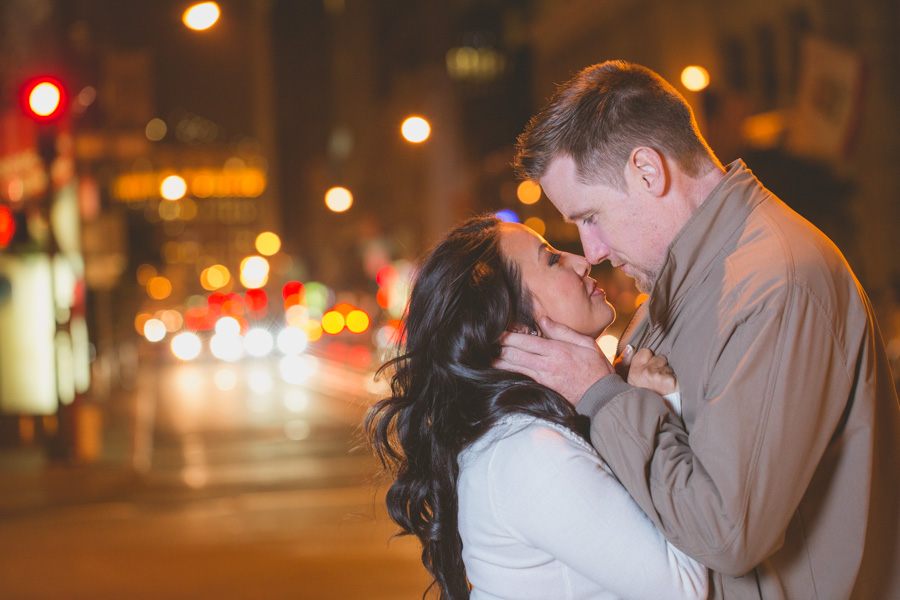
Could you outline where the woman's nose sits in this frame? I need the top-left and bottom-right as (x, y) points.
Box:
(563, 252), (591, 277)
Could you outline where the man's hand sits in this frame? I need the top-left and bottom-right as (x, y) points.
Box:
(495, 316), (615, 405)
(626, 348), (677, 396)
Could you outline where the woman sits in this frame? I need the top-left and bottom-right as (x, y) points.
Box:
(366, 215), (706, 600)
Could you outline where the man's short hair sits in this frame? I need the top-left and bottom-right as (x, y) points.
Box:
(514, 60), (718, 189)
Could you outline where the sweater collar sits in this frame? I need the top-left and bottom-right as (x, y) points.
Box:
(646, 159), (769, 324)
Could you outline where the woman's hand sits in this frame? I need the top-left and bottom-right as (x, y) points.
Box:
(626, 348), (677, 396)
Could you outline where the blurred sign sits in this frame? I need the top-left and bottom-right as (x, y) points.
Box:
(0, 255), (57, 415)
(111, 167), (267, 202)
(787, 37), (864, 161)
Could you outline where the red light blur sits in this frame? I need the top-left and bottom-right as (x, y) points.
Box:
(20, 76), (67, 123)
(376, 265), (398, 287)
(184, 306), (216, 331)
(245, 288), (268, 312)
(0, 207), (15, 248)
(348, 345), (372, 369)
(282, 281), (304, 300)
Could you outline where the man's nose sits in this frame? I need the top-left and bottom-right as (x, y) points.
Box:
(580, 232), (610, 265)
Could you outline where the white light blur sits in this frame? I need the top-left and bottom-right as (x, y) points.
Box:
(243, 328), (274, 357)
(215, 316), (241, 337)
(279, 354), (318, 385)
(213, 368), (237, 391)
(143, 318), (167, 342)
(283, 389), (309, 413)
(247, 395), (269, 413)
(210, 333), (243, 362)
(183, 2), (220, 31)
(171, 332), (202, 360)
(598, 334), (619, 362)
(401, 116), (430, 143)
(248, 369), (273, 394)
(277, 326), (308, 355)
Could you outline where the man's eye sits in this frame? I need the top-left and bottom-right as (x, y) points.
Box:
(548, 253), (561, 266)
(582, 214), (595, 226)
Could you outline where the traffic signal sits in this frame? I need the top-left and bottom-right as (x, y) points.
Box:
(20, 76), (67, 123)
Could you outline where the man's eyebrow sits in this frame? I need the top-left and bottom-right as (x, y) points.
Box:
(563, 209), (592, 224)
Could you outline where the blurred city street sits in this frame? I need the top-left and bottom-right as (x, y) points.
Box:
(0, 349), (433, 600)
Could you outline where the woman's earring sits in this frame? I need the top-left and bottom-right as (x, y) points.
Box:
(530, 329), (539, 336)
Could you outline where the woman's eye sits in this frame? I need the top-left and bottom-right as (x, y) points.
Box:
(548, 253), (561, 266)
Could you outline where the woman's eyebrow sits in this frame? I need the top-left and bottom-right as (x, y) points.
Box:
(538, 242), (550, 262)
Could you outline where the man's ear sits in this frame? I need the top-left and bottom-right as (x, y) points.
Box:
(627, 147), (667, 197)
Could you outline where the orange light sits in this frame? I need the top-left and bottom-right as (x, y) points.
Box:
(516, 181), (542, 205)
(333, 302), (355, 316)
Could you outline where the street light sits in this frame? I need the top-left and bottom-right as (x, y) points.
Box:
(183, 2), (220, 31)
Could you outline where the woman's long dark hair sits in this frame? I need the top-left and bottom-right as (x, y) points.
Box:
(365, 215), (589, 600)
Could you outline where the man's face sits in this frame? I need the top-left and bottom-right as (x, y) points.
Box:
(539, 155), (669, 293)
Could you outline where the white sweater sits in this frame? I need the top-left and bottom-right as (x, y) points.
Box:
(457, 395), (707, 600)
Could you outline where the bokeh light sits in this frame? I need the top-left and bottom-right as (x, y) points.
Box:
(524, 216), (546, 236)
(277, 326), (308, 355)
(346, 309), (370, 333)
(516, 180), (542, 204)
(183, 2), (220, 31)
(255, 231), (281, 256)
(143, 318), (166, 342)
(171, 332), (202, 360)
(322, 310), (345, 335)
(681, 65), (710, 92)
(325, 186), (353, 212)
(495, 209), (519, 223)
(160, 175), (187, 201)
(147, 276), (172, 300)
(598, 334), (619, 362)
(243, 328), (274, 357)
(401, 116), (430, 143)
(240, 255), (269, 289)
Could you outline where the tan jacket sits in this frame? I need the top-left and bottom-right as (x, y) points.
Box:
(578, 160), (900, 599)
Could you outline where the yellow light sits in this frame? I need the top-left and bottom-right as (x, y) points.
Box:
(160, 175), (187, 200)
(524, 217), (546, 237)
(346, 309), (370, 333)
(240, 256), (269, 289)
(681, 66), (710, 92)
(325, 186), (353, 212)
(255, 231), (281, 256)
(201, 264), (231, 290)
(635, 293), (649, 308)
(29, 82), (62, 117)
(183, 2), (220, 31)
(516, 180), (542, 205)
(147, 276), (172, 300)
(401, 116), (430, 143)
(321, 310), (345, 335)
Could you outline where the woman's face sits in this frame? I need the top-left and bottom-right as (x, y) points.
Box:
(499, 223), (615, 339)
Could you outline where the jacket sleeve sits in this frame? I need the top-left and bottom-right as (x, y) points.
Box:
(586, 284), (853, 575)
(488, 424), (709, 600)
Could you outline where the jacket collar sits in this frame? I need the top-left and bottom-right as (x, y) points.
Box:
(646, 159), (769, 324)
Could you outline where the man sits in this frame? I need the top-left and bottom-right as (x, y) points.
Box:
(498, 60), (900, 599)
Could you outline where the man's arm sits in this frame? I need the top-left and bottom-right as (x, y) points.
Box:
(587, 287), (852, 575)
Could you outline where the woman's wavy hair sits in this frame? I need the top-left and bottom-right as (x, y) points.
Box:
(365, 215), (589, 600)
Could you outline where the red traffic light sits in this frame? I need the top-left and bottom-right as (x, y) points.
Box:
(21, 76), (67, 123)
